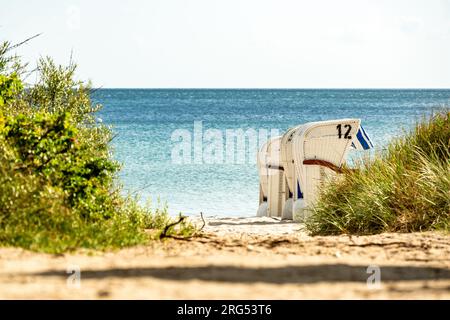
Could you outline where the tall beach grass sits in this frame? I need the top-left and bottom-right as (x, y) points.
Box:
(306, 110), (450, 235)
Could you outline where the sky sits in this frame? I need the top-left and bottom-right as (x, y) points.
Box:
(1, 0), (450, 88)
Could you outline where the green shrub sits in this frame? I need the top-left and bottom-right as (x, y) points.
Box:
(0, 39), (195, 253)
(0, 73), (22, 106)
(306, 110), (450, 235)
(0, 111), (120, 218)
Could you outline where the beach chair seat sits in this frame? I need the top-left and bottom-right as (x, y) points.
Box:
(257, 136), (286, 217)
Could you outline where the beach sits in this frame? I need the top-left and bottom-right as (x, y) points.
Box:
(2, 0), (450, 305)
(1, 216), (449, 299)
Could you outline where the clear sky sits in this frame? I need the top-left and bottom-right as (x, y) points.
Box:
(1, 0), (450, 88)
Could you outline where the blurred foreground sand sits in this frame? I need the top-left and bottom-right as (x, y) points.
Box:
(0, 216), (449, 299)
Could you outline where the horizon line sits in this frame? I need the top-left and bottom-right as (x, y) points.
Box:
(92, 87), (450, 90)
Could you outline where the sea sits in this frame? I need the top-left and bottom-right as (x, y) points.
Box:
(92, 89), (450, 217)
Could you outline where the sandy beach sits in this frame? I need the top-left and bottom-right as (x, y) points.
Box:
(0, 216), (449, 299)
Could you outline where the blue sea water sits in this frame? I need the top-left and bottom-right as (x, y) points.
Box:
(93, 89), (450, 217)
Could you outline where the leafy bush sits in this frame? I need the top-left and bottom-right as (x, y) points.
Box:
(0, 73), (22, 106)
(306, 110), (450, 235)
(0, 40), (195, 253)
(0, 111), (120, 218)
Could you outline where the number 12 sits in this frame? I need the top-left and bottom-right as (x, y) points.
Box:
(337, 124), (352, 139)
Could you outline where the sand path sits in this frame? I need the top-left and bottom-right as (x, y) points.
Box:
(0, 216), (449, 299)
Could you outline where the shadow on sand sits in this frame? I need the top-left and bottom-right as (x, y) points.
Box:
(34, 264), (450, 284)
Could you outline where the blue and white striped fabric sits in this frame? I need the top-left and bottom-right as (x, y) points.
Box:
(351, 125), (374, 150)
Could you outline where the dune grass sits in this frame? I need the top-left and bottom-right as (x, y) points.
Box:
(306, 110), (450, 235)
